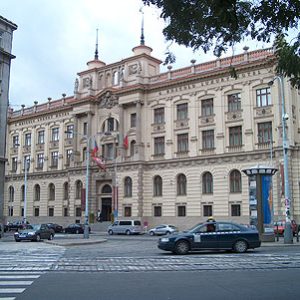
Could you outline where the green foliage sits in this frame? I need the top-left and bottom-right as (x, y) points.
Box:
(142, 0), (300, 87)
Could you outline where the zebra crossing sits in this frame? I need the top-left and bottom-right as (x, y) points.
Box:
(0, 242), (65, 299)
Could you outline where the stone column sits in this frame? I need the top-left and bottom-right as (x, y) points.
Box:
(136, 100), (144, 160)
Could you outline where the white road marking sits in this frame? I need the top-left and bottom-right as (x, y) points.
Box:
(0, 275), (40, 279)
(0, 288), (25, 293)
(0, 281), (33, 286)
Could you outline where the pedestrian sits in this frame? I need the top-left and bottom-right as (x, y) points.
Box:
(97, 209), (102, 222)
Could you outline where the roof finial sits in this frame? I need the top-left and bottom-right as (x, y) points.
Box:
(139, 6), (145, 45)
(94, 28), (99, 60)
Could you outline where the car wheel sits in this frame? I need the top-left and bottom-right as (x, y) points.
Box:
(75, 229), (79, 234)
(149, 231), (155, 236)
(174, 240), (190, 255)
(108, 229), (113, 235)
(48, 234), (54, 240)
(36, 234), (41, 242)
(233, 240), (248, 253)
(125, 230), (131, 235)
(15, 239), (21, 242)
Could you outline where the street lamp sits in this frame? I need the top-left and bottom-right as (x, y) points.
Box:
(268, 75), (293, 244)
(23, 157), (30, 225)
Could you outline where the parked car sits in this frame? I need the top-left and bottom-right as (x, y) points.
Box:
(158, 221), (261, 255)
(148, 224), (178, 236)
(273, 220), (299, 236)
(6, 221), (28, 231)
(108, 220), (143, 235)
(64, 223), (91, 234)
(0, 223), (3, 238)
(47, 223), (64, 233)
(14, 224), (54, 242)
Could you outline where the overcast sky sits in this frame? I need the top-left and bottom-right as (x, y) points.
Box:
(2, 0), (272, 110)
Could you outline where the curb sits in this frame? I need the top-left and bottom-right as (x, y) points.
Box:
(44, 238), (107, 247)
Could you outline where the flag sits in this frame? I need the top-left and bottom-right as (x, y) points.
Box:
(92, 140), (99, 157)
(123, 135), (128, 149)
(92, 156), (106, 171)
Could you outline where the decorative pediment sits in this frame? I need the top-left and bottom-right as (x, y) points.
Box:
(98, 91), (119, 109)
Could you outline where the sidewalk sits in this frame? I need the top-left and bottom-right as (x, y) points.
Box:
(45, 234), (107, 247)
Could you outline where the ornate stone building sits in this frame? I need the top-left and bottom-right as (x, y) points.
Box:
(0, 15), (17, 221)
(4, 39), (300, 229)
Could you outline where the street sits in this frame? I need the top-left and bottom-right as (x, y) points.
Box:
(0, 233), (300, 299)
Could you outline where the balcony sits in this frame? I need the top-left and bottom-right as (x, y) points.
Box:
(227, 145), (244, 152)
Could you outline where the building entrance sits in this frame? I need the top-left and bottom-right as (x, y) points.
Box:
(101, 198), (112, 221)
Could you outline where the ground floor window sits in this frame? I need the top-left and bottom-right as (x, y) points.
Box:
(64, 207), (68, 217)
(177, 205), (186, 217)
(34, 207), (39, 217)
(48, 207), (54, 217)
(124, 206), (132, 217)
(154, 205), (162, 217)
(231, 204), (241, 216)
(203, 204), (212, 217)
(75, 207), (82, 217)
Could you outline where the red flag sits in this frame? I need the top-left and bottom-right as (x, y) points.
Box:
(92, 140), (99, 157)
(123, 135), (128, 149)
(92, 156), (106, 171)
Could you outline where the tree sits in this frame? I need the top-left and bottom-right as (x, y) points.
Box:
(142, 0), (300, 87)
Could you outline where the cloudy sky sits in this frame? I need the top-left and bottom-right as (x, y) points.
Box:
(2, 0), (271, 110)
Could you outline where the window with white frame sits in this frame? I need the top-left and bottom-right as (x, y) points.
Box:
(51, 128), (59, 142)
(24, 133), (31, 146)
(124, 177), (132, 197)
(66, 149), (73, 165)
(177, 205), (186, 217)
(131, 113), (137, 128)
(124, 206), (132, 217)
(36, 153), (44, 169)
(202, 130), (214, 149)
(49, 183), (55, 200)
(66, 125), (74, 138)
(51, 151), (58, 167)
(83, 122), (88, 135)
(230, 170), (242, 193)
(8, 186), (14, 202)
(229, 126), (242, 147)
(37, 130), (45, 144)
(154, 136), (165, 155)
(75, 180), (83, 199)
(23, 156), (30, 171)
(177, 103), (188, 120)
(63, 182), (69, 200)
(154, 107), (165, 124)
(256, 87), (271, 107)
(228, 93), (241, 112)
(34, 184), (40, 201)
(258, 122), (272, 144)
(154, 205), (162, 217)
(203, 204), (212, 217)
(201, 99), (214, 116)
(177, 133), (188, 152)
(12, 135), (19, 148)
(202, 172), (213, 194)
(11, 157), (17, 172)
(48, 207), (54, 217)
(153, 175), (163, 197)
(231, 204), (241, 216)
(34, 207), (40, 217)
(177, 174), (187, 196)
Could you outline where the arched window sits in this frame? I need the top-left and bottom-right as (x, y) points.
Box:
(34, 184), (41, 201)
(75, 180), (83, 199)
(113, 71), (119, 85)
(83, 147), (87, 161)
(230, 170), (242, 193)
(49, 183), (55, 200)
(153, 175), (163, 197)
(63, 182), (69, 200)
(124, 177), (132, 197)
(21, 185), (25, 201)
(202, 172), (213, 194)
(8, 186), (14, 202)
(177, 174), (187, 196)
(102, 184), (112, 194)
(130, 140), (136, 157)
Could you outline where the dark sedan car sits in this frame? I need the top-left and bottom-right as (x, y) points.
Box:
(14, 224), (54, 242)
(158, 221), (261, 255)
(47, 223), (64, 233)
(64, 223), (91, 234)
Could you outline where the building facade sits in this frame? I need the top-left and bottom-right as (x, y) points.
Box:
(4, 41), (300, 230)
(0, 16), (17, 222)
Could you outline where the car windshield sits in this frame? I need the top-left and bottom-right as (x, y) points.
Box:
(30, 224), (41, 230)
(188, 223), (203, 232)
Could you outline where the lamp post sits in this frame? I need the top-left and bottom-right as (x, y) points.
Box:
(268, 75), (293, 244)
(23, 157), (30, 225)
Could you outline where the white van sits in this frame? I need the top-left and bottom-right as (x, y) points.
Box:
(107, 220), (143, 235)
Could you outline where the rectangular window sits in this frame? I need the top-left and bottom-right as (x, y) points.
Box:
(76, 207), (82, 217)
(23, 156), (30, 171)
(64, 207), (68, 217)
(21, 207), (24, 217)
(177, 205), (186, 217)
(106, 143), (114, 160)
(229, 126), (242, 147)
(124, 206), (132, 217)
(130, 113), (137, 128)
(48, 207), (54, 217)
(52, 128), (59, 142)
(83, 122), (88, 135)
(34, 207), (40, 217)
(12, 135), (19, 148)
(177, 103), (188, 120)
(154, 206), (162, 217)
(107, 118), (114, 131)
(201, 99), (214, 116)
(203, 205), (212, 217)
(11, 157), (18, 172)
(231, 204), (241, 216)
(154, 107), (165, 124)
(228, 93), (241, 112)
(66, 125), (74, 138)
(37, 130), (45, 144)
(202, 130), (214, 149)
(24, 133), (31, 146)
(66, 149), (73, 165)
(154, 137), (165, 155)
(8, 207), (13, 217)
(51, 151), (58, 167)
(256, 87), (271, 107)
(177, 133), (189, 152)
(258, 122), (272, 144)
(36, 153), (44, 169)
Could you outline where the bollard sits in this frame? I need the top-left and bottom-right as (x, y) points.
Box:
(276, 224), (279, 242)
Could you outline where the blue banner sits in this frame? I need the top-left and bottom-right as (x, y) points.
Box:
(262, 175), (272, 225)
